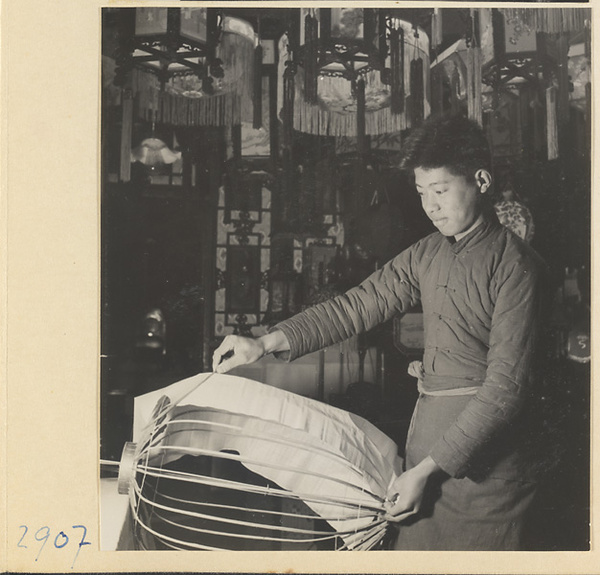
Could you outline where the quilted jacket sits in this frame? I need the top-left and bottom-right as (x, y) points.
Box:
(273, 214), (546, 478)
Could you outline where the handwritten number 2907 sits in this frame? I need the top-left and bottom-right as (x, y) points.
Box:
(18, 524), (91, 568)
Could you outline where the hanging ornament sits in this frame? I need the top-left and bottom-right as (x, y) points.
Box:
(494, 198), (535, 243)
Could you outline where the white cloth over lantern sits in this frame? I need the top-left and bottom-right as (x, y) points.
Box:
(122, 372), (401, 550)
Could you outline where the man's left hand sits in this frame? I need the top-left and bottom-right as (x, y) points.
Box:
(384, 456), (442, 523)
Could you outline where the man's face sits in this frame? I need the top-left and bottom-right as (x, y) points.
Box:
(414, 166), (482, 239)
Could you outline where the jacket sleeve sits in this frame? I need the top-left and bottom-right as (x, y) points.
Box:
(271, 243), (423, 362)
(429, 253), (546, 478)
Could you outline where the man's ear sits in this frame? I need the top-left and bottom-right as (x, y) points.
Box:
(475, 169), (492, 194)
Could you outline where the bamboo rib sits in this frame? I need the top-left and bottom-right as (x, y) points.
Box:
(128, 450), (388, 550)
(156, 491), (360, 524)
(135, 464), (385, 513)
(134, 490), (386, 550)
(136, 481), (386, 538)
(132, 510), (225, 551)
(151, 509), (346, 543)
(133, 492), (351, 549)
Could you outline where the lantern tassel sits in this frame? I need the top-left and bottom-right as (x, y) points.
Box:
(450, 64), (461, 116)
(409, 58), (424, 126)
(253, 44), (263, 129)
(431, 9), (443, 51)
(467, 46), (483, 126)
(546, 86), (559, 161)
(283, 62), (296, 149)
(304, 14), (319, 105)
(389, 27), (404, 115)
(120, 90), (133, 182)
(356, 79), (366, 155)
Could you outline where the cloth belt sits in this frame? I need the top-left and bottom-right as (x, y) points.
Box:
(417, 380), (480, 396)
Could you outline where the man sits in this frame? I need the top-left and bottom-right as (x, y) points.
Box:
(212, 115), (546, 550)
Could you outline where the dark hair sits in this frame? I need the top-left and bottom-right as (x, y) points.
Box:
(400, 115), (492, 182)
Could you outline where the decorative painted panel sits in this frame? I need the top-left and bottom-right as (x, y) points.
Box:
(215, 176), (272, 337)
(291, 217), (345, 275)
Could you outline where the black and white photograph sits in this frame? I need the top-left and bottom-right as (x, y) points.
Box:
(96, 5), (592, 555)
(5, 0), (599, 570)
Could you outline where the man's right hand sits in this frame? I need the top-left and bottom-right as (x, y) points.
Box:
(212, 330), (290, 374)
(212, 335), (266, 373)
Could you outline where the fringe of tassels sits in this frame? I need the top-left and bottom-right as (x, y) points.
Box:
(287, 70), (430, 138)
(293, 97), (410, 138)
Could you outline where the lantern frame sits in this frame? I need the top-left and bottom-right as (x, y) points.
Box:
(116, 8), (222, 85)
(292, 8), (387, 83)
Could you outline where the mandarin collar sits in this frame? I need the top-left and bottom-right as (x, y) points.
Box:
(445, 210), (502, 254)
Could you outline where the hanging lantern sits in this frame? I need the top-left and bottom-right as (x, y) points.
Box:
(480, 8), (558, 90)
(278, 14), (430, 138)
(131, 135), (182, 167)
(114, 10), (258, 128)
(498, 8), (588, 35)
(480, 8), (589, 159)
